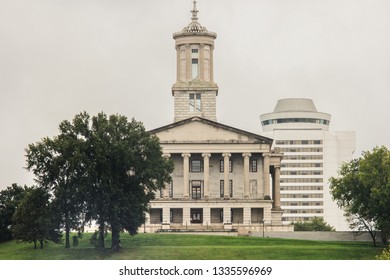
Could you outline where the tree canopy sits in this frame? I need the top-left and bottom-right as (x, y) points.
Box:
(330, 145), (390, 246)
(25, 112), (173, 250)
(0, 184), (28, 242)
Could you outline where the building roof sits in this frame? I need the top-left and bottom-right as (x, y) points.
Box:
(149, 116), (273, 145)
(274, 98), (318, 113)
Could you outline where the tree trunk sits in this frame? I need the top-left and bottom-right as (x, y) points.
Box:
(65, 212), (70, 248)
(40, 239), (43, 249)
(65, 226), (70, 249)
(111, 226), (121, 251)
(98, 222), (105, 248)
(33, 240), (37, 249)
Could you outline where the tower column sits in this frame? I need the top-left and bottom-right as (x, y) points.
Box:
(199, 43), (205, 80)
(185, 44), (191, 81)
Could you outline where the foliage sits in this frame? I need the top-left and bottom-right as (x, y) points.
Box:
(12, 187), (62, 249)
(26, 112), (90, 248)
(330, 146), (390, 246)
(81, 112), (173, 250)
(376, 246), (390, 260)
(25, 111), (173, 250)
(0, 184), (28, 242)
(293, 217), (335, 231)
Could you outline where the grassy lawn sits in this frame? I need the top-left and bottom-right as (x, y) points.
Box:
(0, 233), (385, 260)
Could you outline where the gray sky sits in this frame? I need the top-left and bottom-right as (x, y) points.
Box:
(1, 0), (390, 190)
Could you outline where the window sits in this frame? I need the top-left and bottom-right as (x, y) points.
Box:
(189, 93), (201, 112)
(191, 48), (199, 79)
(250, 159), (257, 172)
(229, 180), (233, 198)
(220, 159), (233, 172)
(191, 180), (202, 199)
(190, 159), (203, 172)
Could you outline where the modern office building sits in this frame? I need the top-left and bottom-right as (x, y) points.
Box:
(143, 1), (292, 234)
(260, 98), (356, 231)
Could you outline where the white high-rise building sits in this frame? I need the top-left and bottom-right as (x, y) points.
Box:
(260, 98), (355, 231)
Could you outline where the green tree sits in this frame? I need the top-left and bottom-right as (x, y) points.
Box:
(83, 112), (173, 250)
(12, 187), (62, 249)
(0, 184), (28, 242)
(376, 246), (390, 260)
(293, 217), (335, 231)
(25, 113), (90, 248)
(330, 146), (390, 246)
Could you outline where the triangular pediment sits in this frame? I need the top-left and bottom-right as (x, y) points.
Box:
(149, 117), (273, 144)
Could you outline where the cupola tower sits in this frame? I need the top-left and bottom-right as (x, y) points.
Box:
(172, 1), (218, 122)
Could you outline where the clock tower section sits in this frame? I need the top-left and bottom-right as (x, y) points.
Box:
(172, 1), (219, 122)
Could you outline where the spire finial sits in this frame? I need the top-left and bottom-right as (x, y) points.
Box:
(191, 0), (199, 21)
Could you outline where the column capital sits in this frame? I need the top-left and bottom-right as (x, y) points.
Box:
(222, 152), (231, 158)
(242, 152), (252, 158)
(181, 153), (191, 158)
(202, 153), (211, 158)
(163, 153), (171, 158)
(262, 153), (270, 158)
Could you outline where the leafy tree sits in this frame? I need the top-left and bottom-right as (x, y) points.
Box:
(0, 184), (28, 242)
(12, 187), (62, 249)
(330, 146), (390, 246)
(82, 112), (173, 250)
(293, 217), (335, 231)
(25, 113), (90, 248)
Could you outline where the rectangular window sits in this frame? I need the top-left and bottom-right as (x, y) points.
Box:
(191, 180), (202, 199)
(191, 48), (199, 79)
(189, 93), (201, 112)
(190, 159), (203, 173)
(250, 158), (257, 172)
(229, 180), (233, 198)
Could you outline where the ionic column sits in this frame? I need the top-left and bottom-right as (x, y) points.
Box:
(242, 153), (252, 198)
(263, 153), (270, 198)
(182, 153), (191, 198)
(210, 45), (214, 82)
(185, 44), (191, 80)
(273, 165), (281, 210)
(222, 152), (231, 199)
(176, 46), (180, 82)
(199, 44), (205, 80)
(163, 153), (171, 198)
(202, 153), (211, 198)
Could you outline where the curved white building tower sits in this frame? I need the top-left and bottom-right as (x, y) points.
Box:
(260, 98), (355, 231)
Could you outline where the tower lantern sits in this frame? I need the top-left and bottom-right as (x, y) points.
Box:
(172, 1), (218, 122)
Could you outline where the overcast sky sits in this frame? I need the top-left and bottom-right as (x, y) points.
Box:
(1, 0), (390, 190)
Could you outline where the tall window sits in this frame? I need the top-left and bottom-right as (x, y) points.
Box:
(191, 180), (202, 199)
(250, 158), (257, 172)
(189, 93), (201, 112)
(169, 181), (173, 198)
(191, 48), (199, 79)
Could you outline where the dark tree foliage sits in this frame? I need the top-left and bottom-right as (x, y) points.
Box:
(25, 112), (173, 250)
(293, 217), (335, 232)
(330, 146), (390, 246)
(12, 187), (62, 249)
(0, 184), (28, 242)
(25, 112), (90, 248)
(82, 113), (173, 250)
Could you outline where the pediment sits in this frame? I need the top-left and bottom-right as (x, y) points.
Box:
(149, 117), (272, 144)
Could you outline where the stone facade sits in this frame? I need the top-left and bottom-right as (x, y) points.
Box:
(143, 1), (290, 234)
